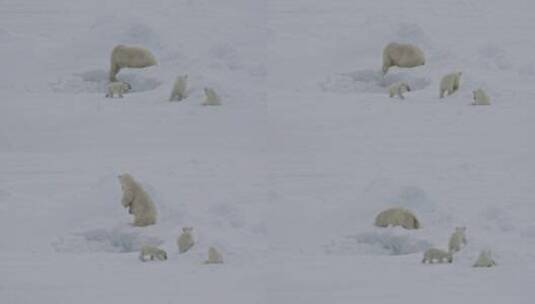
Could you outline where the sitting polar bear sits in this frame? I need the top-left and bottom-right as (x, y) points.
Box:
(382, 42), (426, 75)
(177, 227), (195, 253)
(204, 247), (224, 264)
(422, 248), (453, 264)
(202, 87), (222, 106)
(118, 173), (157, 226)
(473, 250), (496, 267)
(109, 45), (157, 82)
(374, 207), (421, 230)
(448, 226), (467, 253)
(388, 82), (411, 99)
(139, 245), (167, 262)
(472, 88), (491, 105)
(439, 72), (462, 98)
(169, 75), (188, 101)
(105, 81), (131, 98)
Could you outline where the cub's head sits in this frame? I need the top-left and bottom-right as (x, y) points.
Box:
(182, 226), (193, 233)
(118, 173), (134, 188)
(121, 82), (132, 92)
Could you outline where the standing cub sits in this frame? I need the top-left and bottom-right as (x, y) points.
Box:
(448, 227), (467, 253)
(139, 245), (167, 262)
(388, 82), (411, 99)
(106, 81), (131, 98)
(177, 227), (195, 253)
(422, 248), (453, 264)
(169, 75), (188, 101)
(439, 72), (462, 98)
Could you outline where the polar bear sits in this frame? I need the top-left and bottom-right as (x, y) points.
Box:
(118, 173), (157, 226)
(139, 245), (167, 262)
(202, 87), (221, 106)
(422, 248), (453, 264)
(388, 82), (411, 99)
(382, 42), (426, 75)
(439, 72), (462, 98)
(169, 74), (188, 101)
(105, 81), (131, 98)
(472, 88), (491, 105)
(204, 247), (224, 264)
(177, 227), (194, 253)
(374, 207), (421, 229)
(448, 226), (467, 253)
(473, 250), (496, 267)
(109, 44), (157, 82)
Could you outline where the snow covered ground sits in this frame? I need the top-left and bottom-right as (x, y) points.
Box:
(1, 0), (535, 303)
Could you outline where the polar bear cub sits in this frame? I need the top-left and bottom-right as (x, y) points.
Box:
(204, 247), (224, 264)
(440, 72), (462, 98)
(374, 207), (421, 230)
(118, 173), (157, 226)
(177, 227), (195, 253)
(106, 81), (131, 98)
(202, 87), (221, 106)
(422, 248), (453, 264)
(139, 245), (167, 262)
(382, 42), (426, 75)
(448, 226), (467, 253)
(169, 74), (188, 101)
(388, 82), (411, 99)
(109, 45), (157, 82)
(473, 250), (496, 267)
(472, 88), (491, 105)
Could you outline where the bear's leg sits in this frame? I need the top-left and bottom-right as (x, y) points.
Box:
(109, 63), (120, 82)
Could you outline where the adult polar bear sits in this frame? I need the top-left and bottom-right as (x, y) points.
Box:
(118, 173), (157, 226)
(382, 42), (426, 75)
(109, 45), (158, 82)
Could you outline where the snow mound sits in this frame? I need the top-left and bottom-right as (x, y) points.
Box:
(353, 230), (432, 255)
(481, 206), (515, 232)
(320, 69), (430, 94)
(52, 226), (163, 253)
(50, 69), (162, 94)
(478, 44), (512, 71)
(389, 23), (433, 48)
(89, 16), (164, 51)
(324, 229), (432, 256)
(389, 186), (436, 213)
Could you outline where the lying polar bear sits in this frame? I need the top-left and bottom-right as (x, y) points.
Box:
(382, 42), (426, 75)
(204, 247), (224, 264)
(109, 44), (157, 82)
(202, 87), (222, 106)
(472, 88), (491, 105)
(374, 207), (421, 229)
(473, 250), (496, 267)
(439, 72), (462, 98)
(118, 173), (157, 226)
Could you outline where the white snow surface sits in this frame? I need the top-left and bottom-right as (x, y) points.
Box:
(1, 0), (535, 303)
